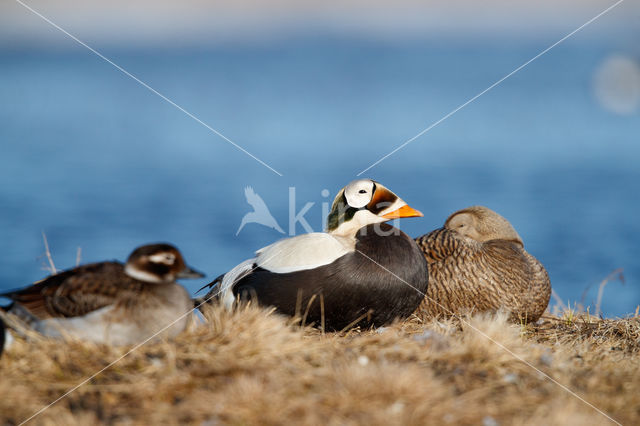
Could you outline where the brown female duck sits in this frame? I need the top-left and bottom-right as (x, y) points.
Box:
(414, 206), (550, 323)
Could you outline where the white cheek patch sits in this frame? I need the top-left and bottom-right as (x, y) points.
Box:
(149, 253), (176, 265)
(344, 179), (374, 208)
(125, 264), (164, 283)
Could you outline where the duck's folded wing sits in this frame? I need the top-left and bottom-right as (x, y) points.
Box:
(213, 233), (354, 309)
(522, 251), (552, 306)
(256, 233), (353, 273)
(2, 262), (139, 319)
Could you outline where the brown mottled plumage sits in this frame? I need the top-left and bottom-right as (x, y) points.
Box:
(3, 262), (143, 319)
(414, 206), (550, 323)
(1, 243), (204, 345)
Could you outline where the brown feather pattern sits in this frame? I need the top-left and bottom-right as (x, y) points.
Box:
(3, 262), (147, 319)
(415, 208), (551, 323)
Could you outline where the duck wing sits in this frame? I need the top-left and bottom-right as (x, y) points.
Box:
(521, 251), (551, 319)
(1, 262), (143, 319)
(199, 233), (354, 309)
(255, 233), (353, 273)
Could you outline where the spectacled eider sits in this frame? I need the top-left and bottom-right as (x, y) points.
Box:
(200, 179), (429, 331)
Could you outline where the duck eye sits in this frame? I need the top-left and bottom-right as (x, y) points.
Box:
(358, 190), (367, 194)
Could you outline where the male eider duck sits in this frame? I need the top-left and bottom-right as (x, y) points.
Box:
(200, 179), (429, 331)
(0, 243), (204, 345)
(414, 206), (551, 323)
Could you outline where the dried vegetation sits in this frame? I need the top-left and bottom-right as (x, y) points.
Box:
(1, 301), (639, 425)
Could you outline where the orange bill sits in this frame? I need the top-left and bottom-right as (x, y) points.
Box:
(382, 204), (423, 219)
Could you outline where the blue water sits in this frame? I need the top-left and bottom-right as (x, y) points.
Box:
(1, 39), (638, 317)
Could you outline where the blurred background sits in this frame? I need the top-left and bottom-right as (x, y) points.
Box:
(1, 0), (639, 316)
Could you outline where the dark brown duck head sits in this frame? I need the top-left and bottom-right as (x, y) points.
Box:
(445, 206), (523, 245)
(124, 243), (205, 284)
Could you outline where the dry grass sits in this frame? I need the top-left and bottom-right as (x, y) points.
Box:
(1, 304), (639, 426)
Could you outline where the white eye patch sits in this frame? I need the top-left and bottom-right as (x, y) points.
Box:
(343, 179), (374, 208)
(149, 253), (176, 265)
